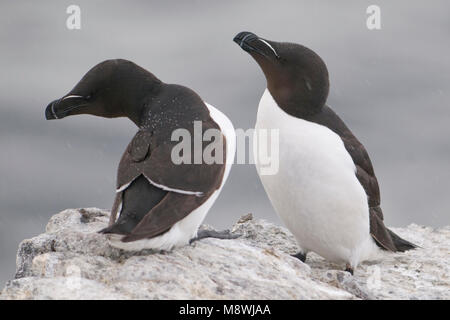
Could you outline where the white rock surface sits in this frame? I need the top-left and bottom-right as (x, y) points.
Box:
(0, 208), (448, 300)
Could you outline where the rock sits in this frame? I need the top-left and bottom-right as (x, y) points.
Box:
(0, 208), (448, 300)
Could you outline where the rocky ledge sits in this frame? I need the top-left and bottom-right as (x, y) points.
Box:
(0, 208), (448, 300)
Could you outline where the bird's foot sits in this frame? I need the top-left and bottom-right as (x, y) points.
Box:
(345, 264), (354, 275)
(190, 229), (240, 244)
(291, 251), (307, 262)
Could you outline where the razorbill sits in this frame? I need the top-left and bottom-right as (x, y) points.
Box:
(233, 32), (416, 273)
(45, 59), (236, 251)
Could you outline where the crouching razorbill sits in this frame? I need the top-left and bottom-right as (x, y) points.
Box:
(45, 59), (236, 251)
(233, 32), (416, 273)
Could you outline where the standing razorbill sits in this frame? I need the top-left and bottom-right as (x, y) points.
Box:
(233, 32), (416, 273)
(45, 59), (236, 251)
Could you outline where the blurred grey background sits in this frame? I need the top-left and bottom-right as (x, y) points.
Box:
(1, 0), (449, 286)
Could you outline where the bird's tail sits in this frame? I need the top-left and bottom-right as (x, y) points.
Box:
(370, 207), (417, 252)
(98, 224), (128, 235)
(387, 228), (418, 252)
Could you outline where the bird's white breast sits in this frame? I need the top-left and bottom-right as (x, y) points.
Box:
(254, 89), (377, 267)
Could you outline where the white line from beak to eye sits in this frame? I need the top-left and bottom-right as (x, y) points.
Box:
(62, 95), (84, 100)
(258, 39), (280, 58)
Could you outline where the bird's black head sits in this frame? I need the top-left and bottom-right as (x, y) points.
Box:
(233, 31), (329, 117)
(45, 59), (162, 126)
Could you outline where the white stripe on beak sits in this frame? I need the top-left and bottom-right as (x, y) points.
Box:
(51, 102), (59, 119)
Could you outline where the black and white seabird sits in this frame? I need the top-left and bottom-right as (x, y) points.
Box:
(233, 32), (416, 273)
(45, 59), (236, 251)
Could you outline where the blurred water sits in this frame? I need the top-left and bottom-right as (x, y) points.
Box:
(0, 1), (449, 286)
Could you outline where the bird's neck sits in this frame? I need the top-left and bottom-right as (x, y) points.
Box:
(267, 85), (324, 119)
(125, 82), (164, 129)
(126, 106), (147, 128)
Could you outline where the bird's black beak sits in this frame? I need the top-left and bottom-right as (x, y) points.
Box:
(233, 31), (279, 59)
(45, 95), (88, 120)
(45, 99), (60, 120)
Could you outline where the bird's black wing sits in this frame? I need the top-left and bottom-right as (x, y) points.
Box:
(306, 106), (380, 206)
(117, 124), (225, 195)
(103, 125), (226, 242)
(306, 106), (415, 251)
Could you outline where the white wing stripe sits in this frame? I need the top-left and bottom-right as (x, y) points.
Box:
(116, 175), (203, 197)
(143, 175), (204, 196)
